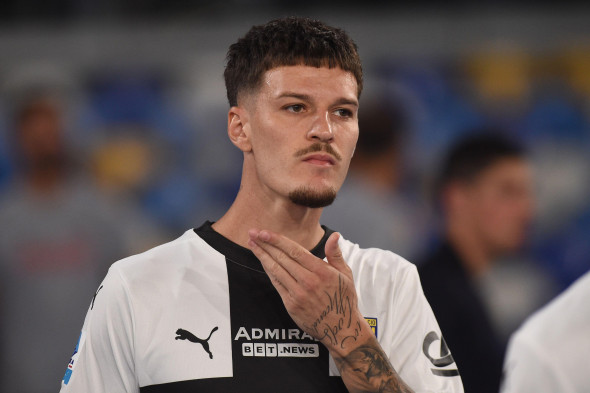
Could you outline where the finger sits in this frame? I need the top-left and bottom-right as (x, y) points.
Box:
(324, 232), (348, 272)
(250, 229), (321, 273)
(248, 230), (311, 283)
(248, 237), (298, 294)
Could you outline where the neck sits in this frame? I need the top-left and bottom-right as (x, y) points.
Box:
(26, 165), (65, 194)
(446, 219), (492, 277)
(212, 183), (325, 250)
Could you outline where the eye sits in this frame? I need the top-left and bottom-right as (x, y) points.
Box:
(285, 104), (305, 113)
(335, 108), (353, 118)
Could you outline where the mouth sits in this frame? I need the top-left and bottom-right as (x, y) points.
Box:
(302, 153), (336, 167)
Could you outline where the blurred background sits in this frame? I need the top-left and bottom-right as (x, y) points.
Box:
(0, 2), (589, 392)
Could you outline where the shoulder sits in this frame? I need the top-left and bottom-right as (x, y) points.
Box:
(109, 229), (217, 285)
(337, 235), (420, 289)
(417, 243), (467, 297)
(502, 273), (590, 393)
(511, 271), (590, 351)
(339, 234), (414, 267)
(94, 228), (224, 320)
(417, 242), (457, 274)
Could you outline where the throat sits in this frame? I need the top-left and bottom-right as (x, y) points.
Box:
(212, 198), (326, 251)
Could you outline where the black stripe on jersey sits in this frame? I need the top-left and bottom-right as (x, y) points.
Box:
(141, 374), (346, 392)
(141, 222), (346, 392)
(196, 221), (333, 272)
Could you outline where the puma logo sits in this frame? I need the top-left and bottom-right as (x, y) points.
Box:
(175, 327), (219, 359)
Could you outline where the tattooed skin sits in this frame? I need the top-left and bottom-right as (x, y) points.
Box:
(247, 228), (415, 393)
(304, 276), (414, 392)
(306, 274), (362, 348)
(337, 343), (414, 393)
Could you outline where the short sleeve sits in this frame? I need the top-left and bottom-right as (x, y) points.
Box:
(59, 265), (138, 393)
(390, 264), (464, 393)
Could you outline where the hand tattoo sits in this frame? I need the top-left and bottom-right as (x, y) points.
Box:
(306, 274), (362, 348)
(338, 344), (414, 393)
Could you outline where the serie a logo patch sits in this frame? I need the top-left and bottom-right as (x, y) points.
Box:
(63, 330), (85, 385)
(364, 317), (378, 338)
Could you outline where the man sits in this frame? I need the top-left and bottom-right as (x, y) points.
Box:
(60, 17), (463, 392)
(0, 93), (134, 393)
(419, 133), (534, 393)
(500, 269), (590, 393)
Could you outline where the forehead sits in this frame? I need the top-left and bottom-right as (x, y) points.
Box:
(259, 65), (359, 102)
(477, 158), (532, 184)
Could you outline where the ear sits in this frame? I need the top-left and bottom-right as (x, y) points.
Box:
(227, 106), (252, 153)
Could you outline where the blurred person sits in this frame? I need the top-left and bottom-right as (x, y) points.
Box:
(418, 133), (534, 393)
(59, 17), (463, 393)
(0, 92), (156, 393)
(500, 269), (590, 393)
(321, 93), (429, 258)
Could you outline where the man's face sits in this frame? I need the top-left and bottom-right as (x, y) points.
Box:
(463, 158), (534, 253)
(18, 100), (65, 169)
(238, 65), (359, 208)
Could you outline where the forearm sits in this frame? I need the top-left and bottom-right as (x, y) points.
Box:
(331, 328), (414, 393)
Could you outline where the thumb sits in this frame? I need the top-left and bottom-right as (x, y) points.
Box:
(325, 232), (347, 271)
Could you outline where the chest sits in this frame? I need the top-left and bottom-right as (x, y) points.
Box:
(135, 258), (348, 392)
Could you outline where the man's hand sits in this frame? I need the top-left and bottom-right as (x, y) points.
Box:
(248, 229), (414, 393)
(248, 229), (364, 353)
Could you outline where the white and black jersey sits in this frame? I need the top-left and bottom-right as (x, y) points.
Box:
(60, 222), (463, 393)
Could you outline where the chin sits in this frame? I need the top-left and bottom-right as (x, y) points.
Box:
(288, 186), (337, 208)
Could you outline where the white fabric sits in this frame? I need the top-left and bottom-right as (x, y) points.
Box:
(342, 239), (464, 392)
(60, 229), (463, 393)
(501, 270), (590, 393)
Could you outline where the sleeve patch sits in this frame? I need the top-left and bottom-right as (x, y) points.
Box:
(63, 330), (86, 385)
(422, 331), (460, 377)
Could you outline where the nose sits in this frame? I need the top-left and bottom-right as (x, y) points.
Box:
(307, 111), (334, 142)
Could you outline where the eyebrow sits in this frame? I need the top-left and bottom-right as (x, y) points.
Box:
(276, 92), (359, 107)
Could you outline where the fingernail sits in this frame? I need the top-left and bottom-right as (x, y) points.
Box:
(248, 229), (259, 238)
(259, 231), (271, 241)
(248, 239), (257, 249)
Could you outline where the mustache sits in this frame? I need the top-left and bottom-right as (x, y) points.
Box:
(294, 143), (342, 161)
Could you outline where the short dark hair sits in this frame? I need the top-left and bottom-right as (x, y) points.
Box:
(224, 17), (363, 107)
(436, 131), (525, 196)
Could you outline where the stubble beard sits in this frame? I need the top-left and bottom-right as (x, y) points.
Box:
(288, 186), (337, 208)
(287, 142), (344, 208)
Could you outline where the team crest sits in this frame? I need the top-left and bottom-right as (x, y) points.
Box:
(364, 317), (378, 338)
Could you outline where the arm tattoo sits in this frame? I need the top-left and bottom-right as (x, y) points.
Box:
(338, 344), (414, 393)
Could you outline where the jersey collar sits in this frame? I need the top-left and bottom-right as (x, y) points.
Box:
(194, 221), (333, 274)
